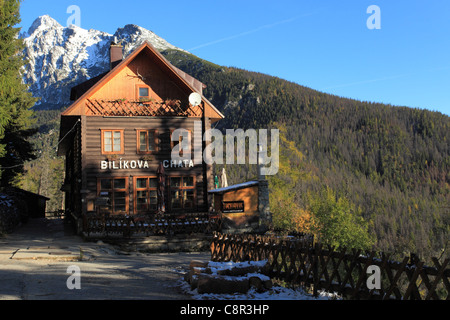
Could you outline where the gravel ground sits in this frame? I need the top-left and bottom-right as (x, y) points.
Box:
(0, 218), (210, 300)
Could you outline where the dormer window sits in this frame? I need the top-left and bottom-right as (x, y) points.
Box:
(137, 85), (150, 101)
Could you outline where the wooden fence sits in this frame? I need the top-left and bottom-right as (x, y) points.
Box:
(83, 212), (222, 238)
(45, 210), (65, 219)
(210, 232), (450, 300)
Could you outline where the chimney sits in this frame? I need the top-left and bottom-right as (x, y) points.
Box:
(110, 38), (123, 69)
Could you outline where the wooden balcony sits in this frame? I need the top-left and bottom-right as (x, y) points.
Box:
(85, 98), (203, 117)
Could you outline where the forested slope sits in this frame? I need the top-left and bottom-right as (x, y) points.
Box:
(17, 49), (448, 260)
(162, 50), (449, 259)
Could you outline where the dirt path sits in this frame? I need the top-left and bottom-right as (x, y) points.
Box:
(0, 218), (209, 300)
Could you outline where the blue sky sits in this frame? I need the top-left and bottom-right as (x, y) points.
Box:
(18, 0), (450, 116)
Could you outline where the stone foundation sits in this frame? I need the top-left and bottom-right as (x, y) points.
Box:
(257, 179), (271, 233)
(84, 234), (212, 253)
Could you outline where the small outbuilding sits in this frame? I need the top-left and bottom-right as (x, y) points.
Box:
(208, 180), (271, 234)
(2, 187), (50, 219)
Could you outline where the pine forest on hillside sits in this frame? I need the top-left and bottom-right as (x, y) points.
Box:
(6, 44), (449, 262)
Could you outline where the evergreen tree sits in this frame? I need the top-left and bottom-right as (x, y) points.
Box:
(163, 50), (448, 259)
(0, 0), (37, 186)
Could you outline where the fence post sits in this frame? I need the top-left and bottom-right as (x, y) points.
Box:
(82, 214), (88, 236)
(210, 232), (216, 261)
(312, 243), (320, 297)
(352, 251), (376, 299)
(123, 216), (132, 238)
(403, 261), (424, 300)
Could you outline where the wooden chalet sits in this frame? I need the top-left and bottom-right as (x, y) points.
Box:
(57, 41), (224, 235)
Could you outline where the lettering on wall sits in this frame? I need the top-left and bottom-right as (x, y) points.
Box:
(100, 159), (195, 170)
(222, 201), (245, 213)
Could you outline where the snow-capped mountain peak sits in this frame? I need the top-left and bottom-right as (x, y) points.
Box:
(21, 15), (186, 110)
(26, 15), (62, 37)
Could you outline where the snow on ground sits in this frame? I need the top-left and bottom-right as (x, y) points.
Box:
(178, 260), (341, 300)
(0, 194), (13, 207)
(179, 280), (339, 300)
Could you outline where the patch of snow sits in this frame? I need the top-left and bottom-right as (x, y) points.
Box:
(246, 273), (271, 281)
(0, 194), (14, 207)
(178, 278), (338, 300)
(208, 181), (259, 194)
(208, 260), (268, 274)
(181, 260), (341, 300)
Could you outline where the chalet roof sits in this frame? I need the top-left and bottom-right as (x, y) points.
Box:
(4, 187), (50, 201)
(208, 181), (260, 194)
(70, 54), (206, 102)
(70, 72), (108, 101)
(58, 41), (224, 156)
(62, 41), (224, 120)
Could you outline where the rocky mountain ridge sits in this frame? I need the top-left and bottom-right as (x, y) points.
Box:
(21, 15), (186, 110)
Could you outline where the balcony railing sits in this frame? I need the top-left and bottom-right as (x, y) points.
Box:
(85, 98), (202, 117)
(83, 212), (222, 238)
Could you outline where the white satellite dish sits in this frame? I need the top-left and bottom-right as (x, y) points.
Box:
(189, 93), (202, 107)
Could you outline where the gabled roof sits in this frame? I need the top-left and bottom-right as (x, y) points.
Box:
(62, 40), (224, 120)
(4, 187), (50, 201)
(70, 71), (108, 101)
(208, 181), (260, 194)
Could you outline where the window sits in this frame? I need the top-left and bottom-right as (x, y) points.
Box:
(134, 177), (158, 213)
(101, 130), (124, 154)
(170, 129), (192, 157)
(97, 177), (128, 215)
(137, 130), (158, 154)
(169, 176), (195, 210)
(137, 85), (150, 101)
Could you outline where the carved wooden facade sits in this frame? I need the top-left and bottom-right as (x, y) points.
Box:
(58, 41), (224, 229)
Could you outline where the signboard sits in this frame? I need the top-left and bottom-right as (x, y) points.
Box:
(222, 201), (245, 213)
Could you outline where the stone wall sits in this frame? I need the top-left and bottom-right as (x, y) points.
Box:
(88, 234), (213, 253)
(257, 179), (271, 233)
